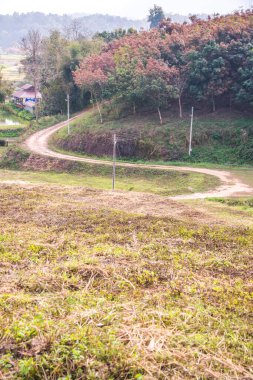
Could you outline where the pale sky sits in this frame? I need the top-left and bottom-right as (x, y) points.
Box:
(0, 0), (251, 19)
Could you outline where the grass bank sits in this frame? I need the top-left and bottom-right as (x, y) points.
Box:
(51, 106), (253, 165)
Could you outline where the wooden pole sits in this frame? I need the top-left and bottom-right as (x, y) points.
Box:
(189, 107), (194, 156)
(67, 94), (70, 135)
(112, 134), (117, 191)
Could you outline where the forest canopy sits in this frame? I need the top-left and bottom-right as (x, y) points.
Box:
(73, 10), (253, 122)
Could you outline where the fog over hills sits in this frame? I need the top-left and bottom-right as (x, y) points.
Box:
(0, 13), (145, 50)
(0, 11), (196, 51)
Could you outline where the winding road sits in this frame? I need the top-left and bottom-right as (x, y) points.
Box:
(25, 112), (253, 199)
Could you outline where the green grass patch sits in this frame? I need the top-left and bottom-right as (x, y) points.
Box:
(0, 166), (219, 196)
(209, 197), (253, 209)
(0, 127), (25, 138)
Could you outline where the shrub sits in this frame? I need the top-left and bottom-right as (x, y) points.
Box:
(1, 103), (34, 121)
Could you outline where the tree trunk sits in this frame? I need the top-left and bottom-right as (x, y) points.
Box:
(97, 102), (103, 124)
(91, 94), (95, 109)
(34, 79), (39, 123)
(229, 93), (232, 111)
(158, 107), (163, 125)
(212, 95), (216, 113)
(133, 103), (136, 115)
(178, 95), (182, 118)
(94, 93), (103, 124)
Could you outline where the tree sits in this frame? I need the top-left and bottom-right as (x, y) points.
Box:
(21, 29), (43, 121)
(0, 68), (12, 103)
(41, 30), (67, 81)
(95, 28), (137, 43)
(64, 19), (90, 41)
(39, 31), (104, 115)
(148, 5), (165, 29)
(135, 58), (176, 124)
(39, 30), (69, 115)
(235, 48), (253, 106)
(169, 66), (189, 118)
(188, 41), (231, 112)
(161, 30), (190, 117)
(112, 45), (150, 114)
(74, 52), (115, 123)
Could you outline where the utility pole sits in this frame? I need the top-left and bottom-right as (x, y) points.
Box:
(112, 134), (117, 191)
(189, 107), (194, 156)
(66, 94), (70, 135)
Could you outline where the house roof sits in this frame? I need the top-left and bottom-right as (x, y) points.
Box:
(21, 84), (33, 90)
(12, 85), (42, 99)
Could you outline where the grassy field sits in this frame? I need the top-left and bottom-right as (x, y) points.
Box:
(50, 141), (253, 191)
(51, 107), (253, 165)
(0, 147), (7, 157)
(0, 54), (25, 82)
(0, 107), (252, 378)
(0, 183), (252, 379)
(230, 167), (253, 188)
(0, 167), (219, 196)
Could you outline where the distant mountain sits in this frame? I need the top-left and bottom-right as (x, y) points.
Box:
(0, 12), (207, 51)
(0, 12), (147, 50)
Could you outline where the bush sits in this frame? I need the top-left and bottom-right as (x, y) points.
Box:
(0, 145), (30, 169)
(1, 103), (34, 121)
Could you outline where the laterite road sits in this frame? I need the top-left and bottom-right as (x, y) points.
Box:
(25, 111), (253, 199)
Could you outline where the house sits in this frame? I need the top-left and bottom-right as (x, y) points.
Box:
(12, 84), (42, 113)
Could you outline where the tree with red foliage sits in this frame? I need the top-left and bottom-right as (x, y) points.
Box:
(73, 10), (253, 122)
(73, 52), (115, 123)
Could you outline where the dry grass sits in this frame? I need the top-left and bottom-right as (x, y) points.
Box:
(0, 54), (25, 82)
(0, 184), (252, 379)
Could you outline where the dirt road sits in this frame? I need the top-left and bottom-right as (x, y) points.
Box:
(25, 113), (253, 199)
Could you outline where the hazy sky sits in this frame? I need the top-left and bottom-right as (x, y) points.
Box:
(0, 0), (251, 19)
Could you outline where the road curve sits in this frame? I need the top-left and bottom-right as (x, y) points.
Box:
(25, 111), (253, 199)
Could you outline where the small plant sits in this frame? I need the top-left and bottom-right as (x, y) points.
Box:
(1, 103), (34, 121)
(18, 358), (37, 377)
(135, 269), (158, 286)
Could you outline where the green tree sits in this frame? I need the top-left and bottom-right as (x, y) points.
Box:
(135, 58), (176, 124)
(0, 68), (12, 103)
(234, 46), (253, 106)
(95, 28), (137, 43)
(148, 5), (165, 29)
(21, 29), (43, 121)
(188, 41), (231, 112)
(39, 31), (103, 115)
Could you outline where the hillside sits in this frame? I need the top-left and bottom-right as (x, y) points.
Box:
(51, 107), (253, 166)
(0, 11), (207, 51)
(0, 181), (252, 379)
(0, 12), (147, 50)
